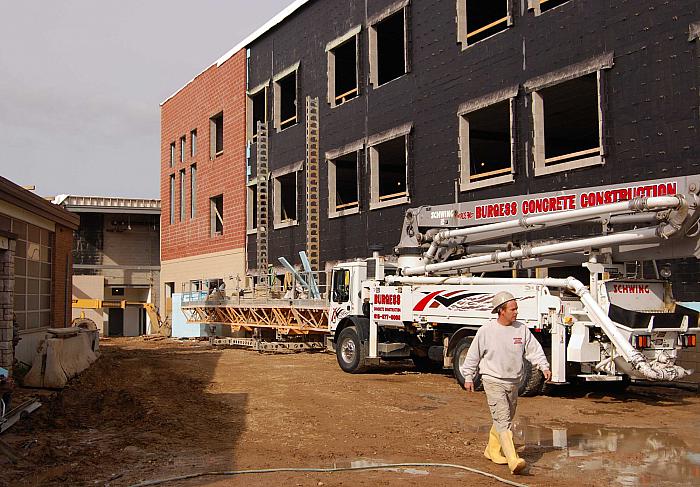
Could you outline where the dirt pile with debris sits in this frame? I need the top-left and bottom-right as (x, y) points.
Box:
(1, 337), (699, 486)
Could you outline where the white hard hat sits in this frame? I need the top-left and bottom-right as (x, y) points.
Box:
(491, 291), (516, 314)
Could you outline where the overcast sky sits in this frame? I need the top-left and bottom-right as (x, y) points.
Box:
(0, 0), (293, 199)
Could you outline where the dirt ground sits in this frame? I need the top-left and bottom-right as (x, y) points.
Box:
(2, 337), (700, 487)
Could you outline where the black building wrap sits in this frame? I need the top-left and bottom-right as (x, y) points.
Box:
(245, 0), (699, 299)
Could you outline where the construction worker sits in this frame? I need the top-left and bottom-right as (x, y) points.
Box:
(461, 291), (551, 475)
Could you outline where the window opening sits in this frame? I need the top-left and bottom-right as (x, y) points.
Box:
(179, 169), (186, 221)
(210, 112), (223, 157)
(247, 184), (258, 231)
(465, 100), (511, 182)
(276, 172), (297, 224)
(375, 10), (407, 85)
(538, 73), (600, 168)
(190, 164), (197, 218)
(210, 195), (223, 236)
(190, 129), (197, 157)
(539, 0), (569, 14)
(277, 72), (297, 130)
(250, 89), (266, 139)
(331, 153), (358, 211)
(169, 174), (175, 224)
(332, 39), (358, 105)
(169, 142), (175, 167)
(375, 137), (407, 202)
(180, 136), (186, 163)
(465, 1), (508, 45)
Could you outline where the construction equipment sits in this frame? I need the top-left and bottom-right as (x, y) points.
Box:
(182, 175), (700, 394)
(326, 177), (700, 394)
(71, 299), (170, 336)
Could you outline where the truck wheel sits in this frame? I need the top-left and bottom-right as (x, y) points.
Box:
(519, 360), (544, 397)
(336, 326), (367, 374)
(452, 338), (482, 390)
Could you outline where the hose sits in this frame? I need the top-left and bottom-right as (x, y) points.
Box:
(128, 462), (530, 487)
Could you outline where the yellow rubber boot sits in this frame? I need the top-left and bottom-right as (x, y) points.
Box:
(484, 426), (507, 464)
(499, 430), (527, 474)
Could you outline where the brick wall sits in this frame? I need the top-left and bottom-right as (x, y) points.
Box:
(52, 224), (74, 328)
(160, 50), (247, 262)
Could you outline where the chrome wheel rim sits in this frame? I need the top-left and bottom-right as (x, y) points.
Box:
(341, 338), (356, 364)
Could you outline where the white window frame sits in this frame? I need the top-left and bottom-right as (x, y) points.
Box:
(368, 123), (412, 210)
(272, 161), (303, 229)
(246, 179), (258, 234)
(525, 52), (613, 177)
(368, 0), (410, 88)
(180, 136), (186, 163)
(528, 0), (571, 16)
(190, 164), (197, 219)
(458, 86), (517, 191)
(273, 62), (300, 132)
(169, 174), (175, 224)
(190, 129), (197, 157)
(179, 169), (186, 222)
(326, 139), (364, 219)
(169, 142), (175, 167)
(457, 0), (513, 50)
(326, 25), (361, 108)
(247, 80), (269, 141)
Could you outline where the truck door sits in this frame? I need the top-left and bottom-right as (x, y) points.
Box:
(329, 268), (351, 332)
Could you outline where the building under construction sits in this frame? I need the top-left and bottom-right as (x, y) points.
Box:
(160, 0), (699, 358)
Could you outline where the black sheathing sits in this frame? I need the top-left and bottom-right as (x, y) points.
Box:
(245, 0), (699, 299)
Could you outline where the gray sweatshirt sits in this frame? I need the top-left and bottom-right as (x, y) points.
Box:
(460, 320), (550, 384)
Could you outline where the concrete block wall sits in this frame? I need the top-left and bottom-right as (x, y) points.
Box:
(160, 50), (248, 263)
(52, 224), (74, 328)
(0, 242), (15, 370)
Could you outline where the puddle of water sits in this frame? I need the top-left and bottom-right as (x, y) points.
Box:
(333, 458), (430, 476)
(506, 420), (700, 486)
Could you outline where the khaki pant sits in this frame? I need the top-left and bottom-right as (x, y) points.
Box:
(482, 378), (519, 433)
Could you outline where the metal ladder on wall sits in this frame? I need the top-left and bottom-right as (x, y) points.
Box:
(256, 121), (269, 289)
(305, 96), (320, 273)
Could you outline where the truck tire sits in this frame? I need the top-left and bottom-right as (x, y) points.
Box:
(519, 360), (544, 397)
(336, 326), (367, 374)
(452, 337), (482, 390)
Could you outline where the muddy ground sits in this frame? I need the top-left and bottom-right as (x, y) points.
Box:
(1, 337), (699, 487)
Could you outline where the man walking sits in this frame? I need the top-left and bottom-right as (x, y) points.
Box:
(461, 291), (551, 475)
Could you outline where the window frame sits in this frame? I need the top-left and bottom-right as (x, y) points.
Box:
(525, 53), (613, 177)
(169, 142), (175, 167)
(169, 174), (175, 225)
(209, 112), (224, 159)
(247, 81), (269, 142)
(368, 123), (413, 210)
(210, 194), (224, 237)
(272, 161), (303, 229)
(458, 86), (518, 191)
(368, 0), (410, 88)
(179, 136), (186, 163)
(457, 0), (513, 50)
(326, 139), (364, 219)
(273, 63), (300, 132)
(326, 25), (362, 108)
(190, 129), (197, 157)
(179, 169), (186, 222)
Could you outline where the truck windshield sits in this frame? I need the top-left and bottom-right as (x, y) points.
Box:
(332, 269), (350, 303)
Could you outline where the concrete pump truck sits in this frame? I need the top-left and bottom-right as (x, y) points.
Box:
(329, 176), (700, 395)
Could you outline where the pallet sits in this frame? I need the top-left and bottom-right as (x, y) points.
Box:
(211, 337), (325, 352)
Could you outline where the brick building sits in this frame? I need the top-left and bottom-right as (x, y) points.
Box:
(160, 47), (248, 316)
(0, 176), (79, 370)
(55, 196), (161, 337)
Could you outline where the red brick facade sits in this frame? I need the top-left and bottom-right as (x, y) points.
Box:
(160, 50), (247, 262)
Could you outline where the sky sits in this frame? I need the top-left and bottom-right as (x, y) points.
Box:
(0, 0), (294, 199)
